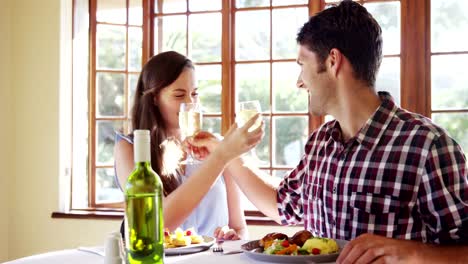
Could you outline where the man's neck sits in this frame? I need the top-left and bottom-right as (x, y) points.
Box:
(329, 82), (381, 143)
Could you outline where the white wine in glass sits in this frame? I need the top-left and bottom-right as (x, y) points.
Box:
(237, 100), (262, 131)
(179, 111), (201, 139)
(179, 102), (202, 164)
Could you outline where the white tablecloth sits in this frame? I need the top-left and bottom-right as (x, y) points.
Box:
(5, 241), (257, 264)
(5, 240), (335, 264)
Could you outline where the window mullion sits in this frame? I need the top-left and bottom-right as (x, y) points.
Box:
(89, 0), (98, 208)
(221, 0), (234, 135)
(400, 0), (430, 116)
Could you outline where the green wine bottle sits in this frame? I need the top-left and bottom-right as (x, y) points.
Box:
(124, 129), (164, 264)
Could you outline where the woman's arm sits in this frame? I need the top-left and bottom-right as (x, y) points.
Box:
(114, 140), (136, 191)
(115, 116), (263, 231)
(223, 172), (248, 240)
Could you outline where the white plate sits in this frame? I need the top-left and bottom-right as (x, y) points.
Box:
(165, 236), (215, 256)
(241, 239), (348, 263)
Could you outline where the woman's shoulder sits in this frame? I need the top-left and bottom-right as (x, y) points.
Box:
(115, 132), (134, 144)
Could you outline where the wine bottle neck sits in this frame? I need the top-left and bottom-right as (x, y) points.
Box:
(134, 135), (151, 163)
(134, 161), (151, 170)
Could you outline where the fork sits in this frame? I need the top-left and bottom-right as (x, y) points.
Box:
(212, 238), (224, 253)
(212, 239), (244, 255)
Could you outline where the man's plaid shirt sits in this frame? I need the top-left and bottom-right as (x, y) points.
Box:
(277, 92), (467, 244)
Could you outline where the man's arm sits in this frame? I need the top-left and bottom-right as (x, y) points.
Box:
(337, 233), (468, 264)
(223, 158), (281, 223)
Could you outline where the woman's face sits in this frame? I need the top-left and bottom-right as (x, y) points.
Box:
(155, 67), (198, 134)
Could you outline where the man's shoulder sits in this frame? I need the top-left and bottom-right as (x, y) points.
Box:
(390, 107), (447, 139)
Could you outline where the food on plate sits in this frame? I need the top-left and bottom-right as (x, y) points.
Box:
(259, 232), (289, 248)
(259, 230), (339, 256)
(290, 230), (313, 247)
(163, 227), (204, 248)
(301, 237), (339, 254)
(184, 227), (204, 243)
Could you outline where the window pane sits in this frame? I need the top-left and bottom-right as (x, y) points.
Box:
(375, 57), (400, 105)
(431, 55), (468, 110)
(272, 7), (308, 60)
(129, 0), (142, 25)
(160, 15), (187, 55)
(203, 117), (221, 135)
(274, 116), (308, 166)
(431, 0), (468, 52)
(253, 117), (271, 166)
(96, 120), (124, 165)
(236, 10), (270, 61)
(96, 168), (124, 204)
(432, 113), (468, 153)
(128, 27), (142, 71)
(364, 1), (400, 55)
(189, 0), (221, 11)
(156, 0), (186, 13)
(189, 13), (221, 62)
(273, 62), (308, 112)
(96, 25), (126, 70)
(97, 73), (125, 116)
(236, 63), (270, 112)
(272, 169), (289, 186)
(236, 0), (269, 8)
(273, 0), (307, 6)
(97, 0), (126, 24)
(197, 65), (222, 113)
(128, 73), (139, 116)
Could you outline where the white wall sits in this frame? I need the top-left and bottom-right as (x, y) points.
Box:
(0, 0), (13, 261)
(4, 0), (301, 261)
(8, 0), (121, 260)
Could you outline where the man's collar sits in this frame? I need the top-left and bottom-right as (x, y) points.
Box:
(326, 91), (398, 150)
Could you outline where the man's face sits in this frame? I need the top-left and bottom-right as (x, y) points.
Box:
(296, 45), (334, 116)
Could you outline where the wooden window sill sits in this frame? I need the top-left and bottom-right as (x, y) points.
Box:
(51, 210), (280, 225)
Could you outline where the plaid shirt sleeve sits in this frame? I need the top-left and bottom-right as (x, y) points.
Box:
(418, 132), (468, 244)
(276, 135), (315, 226)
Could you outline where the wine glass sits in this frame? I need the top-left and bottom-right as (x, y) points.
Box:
(237, 100), (262, 131)
(179, 102), (203, 164)
(237, 100), (262, 161)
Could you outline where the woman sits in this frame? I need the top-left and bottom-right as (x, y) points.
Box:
(114, 51), (262, 240)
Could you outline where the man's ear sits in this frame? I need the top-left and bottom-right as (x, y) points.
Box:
(328, 48), (343, 77)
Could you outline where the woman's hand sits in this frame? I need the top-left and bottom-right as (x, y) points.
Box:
(189, 114), (263, 162)
(214, 226), (241, 240)
(184, 131), (220, 160)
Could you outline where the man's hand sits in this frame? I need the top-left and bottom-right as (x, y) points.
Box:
(337, 233), (424, 264)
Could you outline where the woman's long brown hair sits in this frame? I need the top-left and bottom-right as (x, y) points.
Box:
(131, 51), (194, 196)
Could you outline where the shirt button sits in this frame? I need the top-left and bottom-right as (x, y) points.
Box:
(332, 186), (337, 193)
(332, 219), (336, 226)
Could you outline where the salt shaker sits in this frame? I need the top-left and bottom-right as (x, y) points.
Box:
(104, 233), (124, 264)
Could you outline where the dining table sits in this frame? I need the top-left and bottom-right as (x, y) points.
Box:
(5, 239), (337, 264)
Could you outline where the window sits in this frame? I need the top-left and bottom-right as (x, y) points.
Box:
(68, 0), (468, 219)
(430, 0), (468, 152)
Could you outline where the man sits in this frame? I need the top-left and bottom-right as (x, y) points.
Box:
(192, 1), (468, 263)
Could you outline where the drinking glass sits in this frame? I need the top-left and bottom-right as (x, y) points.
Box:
(179, 102), (203, 164)
(237, 100), (262, 131)
(237, 100), (262, 161)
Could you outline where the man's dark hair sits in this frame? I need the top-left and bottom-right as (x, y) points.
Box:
(297, 0), (382, 87)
